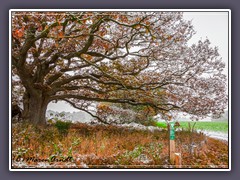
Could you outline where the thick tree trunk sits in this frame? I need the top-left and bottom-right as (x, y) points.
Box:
(22, 91), (49, 126)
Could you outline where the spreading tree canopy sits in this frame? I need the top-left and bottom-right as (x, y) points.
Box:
(11, 11), (227, 126)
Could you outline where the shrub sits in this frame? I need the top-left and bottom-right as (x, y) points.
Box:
(141, 116), (158, 127)
(96, 103), (137, 124)
(96, 103), (159, 126)
(54, 120), (72, 136)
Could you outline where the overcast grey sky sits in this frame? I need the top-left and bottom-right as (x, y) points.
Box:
(48, 11), (230, 112)
(183, 12), (229, 75)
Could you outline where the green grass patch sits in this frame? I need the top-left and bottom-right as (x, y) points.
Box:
(156, 121), (228, 133)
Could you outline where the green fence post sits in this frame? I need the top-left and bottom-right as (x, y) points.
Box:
(169, 122), (175, 164)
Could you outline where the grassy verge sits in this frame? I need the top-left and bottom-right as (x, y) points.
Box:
(12, 122), (228, 168)
(156, 121), (228, 133)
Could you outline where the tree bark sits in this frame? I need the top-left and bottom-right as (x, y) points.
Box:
(22, 91), (49, 126)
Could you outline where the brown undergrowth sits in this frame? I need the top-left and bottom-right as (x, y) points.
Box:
(11, 122), (228, 169)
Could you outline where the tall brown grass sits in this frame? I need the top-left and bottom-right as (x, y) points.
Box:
(11, 122), (228, 168)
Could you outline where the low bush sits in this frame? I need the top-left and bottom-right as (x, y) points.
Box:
(54, 120), (72, 136)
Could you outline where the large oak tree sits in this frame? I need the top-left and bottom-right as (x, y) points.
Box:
(11, 11), (227, 126)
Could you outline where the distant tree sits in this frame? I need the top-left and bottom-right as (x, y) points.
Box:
(11, 11), (227, 126)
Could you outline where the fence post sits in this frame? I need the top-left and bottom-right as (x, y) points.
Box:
(175, 153), (182, 168)
(169, 122), (175, 164)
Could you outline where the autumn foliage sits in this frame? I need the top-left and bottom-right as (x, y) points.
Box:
(11, 11), (227, 125)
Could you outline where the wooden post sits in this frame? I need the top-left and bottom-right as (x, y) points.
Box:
(193, 145), (198, 156)
(169, 122), (175, 164)
(170, 139), (175, 164)
(175, 153), (182, 168)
